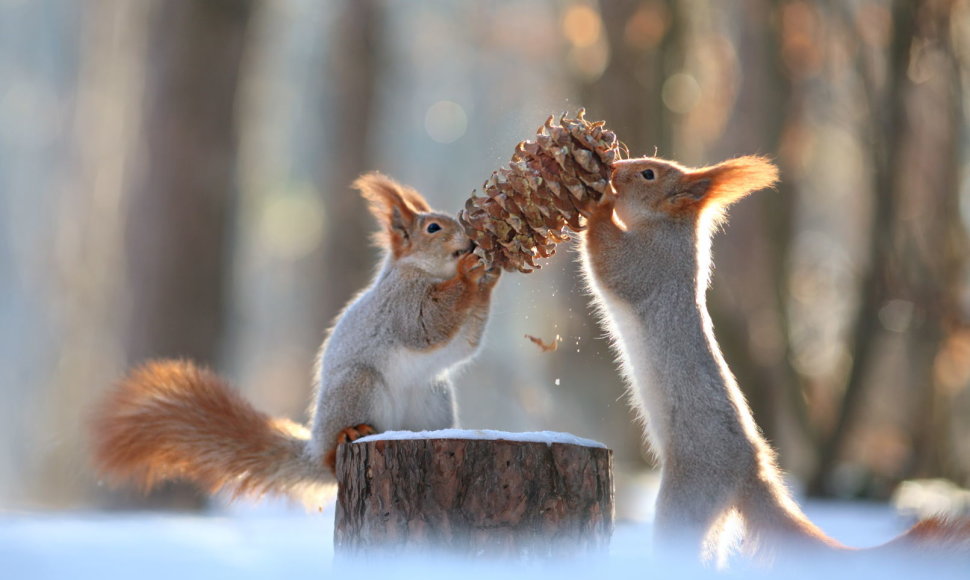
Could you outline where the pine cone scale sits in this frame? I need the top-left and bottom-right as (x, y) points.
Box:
(459, 109), (625, 273)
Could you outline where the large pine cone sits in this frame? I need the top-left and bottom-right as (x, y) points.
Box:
(459, 110), (626, 273)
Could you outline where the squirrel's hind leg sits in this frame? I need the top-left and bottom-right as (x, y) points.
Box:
(654, 467), (739, 561)
(311, 364), (388, 468)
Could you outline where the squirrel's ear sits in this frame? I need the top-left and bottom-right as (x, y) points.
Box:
(675, 156), (778, 211)
(353, 172), (432, 252)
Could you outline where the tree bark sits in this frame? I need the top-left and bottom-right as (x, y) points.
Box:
(334, 437), (613, 558)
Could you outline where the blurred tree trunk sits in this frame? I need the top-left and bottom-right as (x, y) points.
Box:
(119, 0), (254, 509)
(560, 0), (686, 466)
(894, 2), (967, 484)
(807, 0), (915, 496)
(705, 0), (816, 470)
(580, 0), (681, 157)
(316, 0), (384, 327)
(19, 0), (138, 507)
(939, 2), (970, 487)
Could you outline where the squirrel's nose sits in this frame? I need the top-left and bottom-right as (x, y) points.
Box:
(610, 159), (638, 170)
(610, 159), (635, 181)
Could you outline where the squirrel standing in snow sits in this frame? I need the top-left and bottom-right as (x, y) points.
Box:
(580, 155), (969, 562)
(92, 173), (499, 503)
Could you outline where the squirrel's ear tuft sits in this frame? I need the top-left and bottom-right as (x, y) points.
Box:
(353, 172), (432, 252)
(677, 156), (779, 211)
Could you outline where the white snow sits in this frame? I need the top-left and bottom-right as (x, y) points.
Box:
(1, 499), (967, 579)
(353, 428), (607, 448)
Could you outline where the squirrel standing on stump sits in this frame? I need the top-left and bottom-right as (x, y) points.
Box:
(91, 173), (500, 504)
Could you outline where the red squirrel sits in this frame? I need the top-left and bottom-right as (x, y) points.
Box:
(91, 173), (499, 503)
(580, 155), (970, 563)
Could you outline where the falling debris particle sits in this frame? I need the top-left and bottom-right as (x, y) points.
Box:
(554, 378), (561, 386)
(525, 334), (561, 353)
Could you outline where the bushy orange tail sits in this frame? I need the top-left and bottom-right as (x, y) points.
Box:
(882, 517), (970, 554)
(91, 360), (331, 502)
(743, 479), (970, 560)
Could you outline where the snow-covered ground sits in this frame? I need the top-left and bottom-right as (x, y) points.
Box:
(2, 499), (965, 579)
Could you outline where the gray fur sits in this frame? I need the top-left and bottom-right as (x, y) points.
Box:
(308, 229), (493, 463)
(582, 210), (829, 562)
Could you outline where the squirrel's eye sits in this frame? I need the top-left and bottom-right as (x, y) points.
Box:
(641, 169), (656, 180)
(426, 222), (442, 234)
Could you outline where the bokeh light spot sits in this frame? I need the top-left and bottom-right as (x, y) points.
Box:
(562, 4), (602, 48)
(257, 186), (325, 260)
(662, 73), (701, 114)
(568, 40), (610, 82)
(425, 100), (468, 144)
(624, 3), (669, 50)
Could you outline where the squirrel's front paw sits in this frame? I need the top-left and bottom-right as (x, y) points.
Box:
(479, 266), (501, 290)
(457, 252), (486, 282)
(324, 423), (377, 473)
(581, 191), (616, 220)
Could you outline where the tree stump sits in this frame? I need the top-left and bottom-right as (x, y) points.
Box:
(334, 431), (613, 558)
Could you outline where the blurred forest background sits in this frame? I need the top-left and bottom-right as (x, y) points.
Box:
(1, 0), (969, 515)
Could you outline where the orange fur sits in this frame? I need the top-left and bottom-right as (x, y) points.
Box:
(885, 517), (970, 553)
(435, 252), (488, 295)
(355, 172), (429, 256)
(323, 424), (376, 472)
(91, 360), (325, 500)
(609, 155), (778, 226)
(681, 155), (779, 211)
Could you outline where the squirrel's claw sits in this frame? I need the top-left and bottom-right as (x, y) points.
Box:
(480, 265), (502, 289)
(325, 423), (377, 473)
(580, 191), (616, 220)
(458, 252), (486, 281)
(336, 423), (377, 444)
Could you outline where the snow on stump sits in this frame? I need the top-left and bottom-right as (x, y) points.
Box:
(333, 430), (614, 558)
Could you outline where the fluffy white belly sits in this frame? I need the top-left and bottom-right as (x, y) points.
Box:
(377, 338), (467, 428)
(596, 291), (669, 456)
(385, 331), (470, 389)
